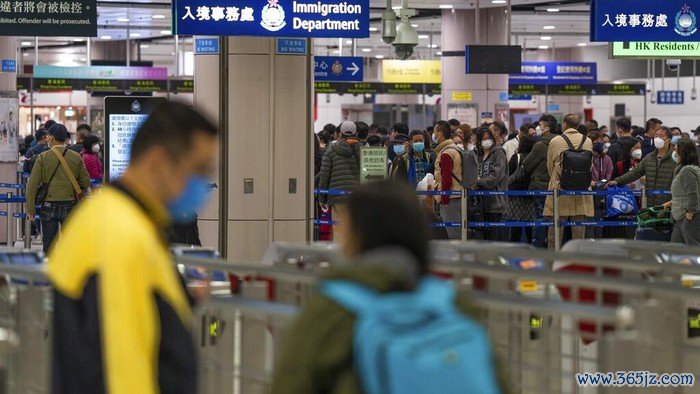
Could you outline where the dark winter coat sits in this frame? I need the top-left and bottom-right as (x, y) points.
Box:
(614, 148), (677, 207)
(522, 133), (556, 191)
(318, 138), (362, 205)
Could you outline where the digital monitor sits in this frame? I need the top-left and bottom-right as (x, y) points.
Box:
(103, 97), (166, 182)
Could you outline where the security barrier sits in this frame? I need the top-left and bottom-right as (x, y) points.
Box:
(315, 187), (671, 249)
(2, 242), (700, 393)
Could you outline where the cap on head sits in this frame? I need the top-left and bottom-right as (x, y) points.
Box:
(339, 121), (357, 137)
(393, 134), (409, 144)
(47, 124), (69, 142)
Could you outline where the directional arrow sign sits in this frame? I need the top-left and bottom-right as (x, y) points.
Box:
(314, 56), (364, 82)
(360, 147), (388, 184)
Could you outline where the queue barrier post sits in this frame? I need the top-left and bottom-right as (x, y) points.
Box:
(641, 185), (648, 210)
(6, 192), (12, 247)
(461, 188), (468, 242)
(553, 189), (560, 251)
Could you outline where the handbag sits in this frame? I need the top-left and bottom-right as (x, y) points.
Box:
(51, 147), (85, 202)
(509, 154), (531, 191)
(35, 148), (67, 206)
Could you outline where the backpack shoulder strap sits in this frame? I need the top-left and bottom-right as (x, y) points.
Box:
(321, 280), (378, 316)
(577, 135), (587, 150)
(560, 134), (575, 150)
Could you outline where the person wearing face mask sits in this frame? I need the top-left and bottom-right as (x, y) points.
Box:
(80, 134), (103, 181)
(641, 118), (663, 158)
(607, 126), (677, 208)
(26, 124), (91, 253)
(521, 114), (558, 248)
(432, 120), (464, 240)
(589, 131), (613, 185)
(473, 127), (509, 241)
(451, 133), (465, 150)
(503, 123), (531, 163)
(69, 123), (91, 153)
(47, 102), (217, 394)
(608, 117), (640, 179)
(662, 140), (700, 245)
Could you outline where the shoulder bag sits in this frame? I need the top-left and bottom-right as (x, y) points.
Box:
(35, 149), (67, 206)
(51, 148), (85, 202)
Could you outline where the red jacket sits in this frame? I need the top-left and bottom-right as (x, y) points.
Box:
(81, 151), (103, 180)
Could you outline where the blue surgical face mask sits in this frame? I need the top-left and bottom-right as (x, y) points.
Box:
(412, 142), (425, 153)
(393, 144), (406, 155)
(168, 176), (211, 224)
(671, 135), (681, 145)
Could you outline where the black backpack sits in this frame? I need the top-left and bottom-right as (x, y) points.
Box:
(559, 134), (593, 190)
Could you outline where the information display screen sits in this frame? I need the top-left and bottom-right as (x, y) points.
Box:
(104, 97), (166, 182)
(108, 114), (148, 181)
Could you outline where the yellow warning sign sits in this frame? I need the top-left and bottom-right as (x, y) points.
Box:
(451, 91), (473, 102)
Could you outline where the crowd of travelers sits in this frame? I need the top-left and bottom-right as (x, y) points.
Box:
(315, 115), (700, 246)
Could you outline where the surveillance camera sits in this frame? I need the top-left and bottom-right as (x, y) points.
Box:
(645, 82), (652, 93)
(667, 59), (681, 72)
(381, 9), (397, 44)
(392, 20), (418, 60)
(692, 87), (698, 101)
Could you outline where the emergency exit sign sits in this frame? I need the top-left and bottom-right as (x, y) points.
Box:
(611, 41), (700, 59)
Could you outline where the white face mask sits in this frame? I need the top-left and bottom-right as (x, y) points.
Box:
(467, 143), (475, 151)
(481, 139), (494, 150)
(672, 151), (679, 163)
(456, 143), (464, 150)
(631, 149), (642, 160)
(604, 142), (611, 149)
(535, 126), (544, 136)
(653, 137), (666, 149)
(91, 144), (100, 153)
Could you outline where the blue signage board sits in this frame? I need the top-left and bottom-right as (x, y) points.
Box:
(276, 38), (307, 55)
(173, 0), (369, 38)
(508, 94), (533, 100)
(547, 104), (561, 112)
(509, 62), (597, 85)
(498, 92), (509, 101)
(1, 60), (15, 73)
(591, 0), (700, 42)
(314, 56), (363, 82)
(657, 90), (685, 104)
(194, 37), (220, 54)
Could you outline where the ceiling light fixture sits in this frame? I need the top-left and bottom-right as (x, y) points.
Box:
(538, 45), (549, 49)
(411, 23), (418, 27)
(492, 0), (506, 4)
(439, 4), (454, 9)
(160, 30), (171, 35)
(429, 44), (438, 48)
(546, 8), (559, 12)
(73, 38), (83, 42)
(543, 25), (555, 30)
(369, 27), (378, 32)
(100, 35), (112, 40)
(362, 48), (371, 52)
(345, 39), (352, 44)
(21, 41), (31, 46)
(577, 42), (588, 47)
(141, 44), (150, 48)
(418, 34), (429, 39)
(540, 36), (552, 40)
(436, 51), (442, 56)
(332, 49), (341, 54)
(375, 54), (385, 59)
(152, 14), (165, 19)
(117, 17), (129, 22)
(130, 32), (141, 38)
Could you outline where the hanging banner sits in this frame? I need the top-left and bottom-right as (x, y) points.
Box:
(0, 0), (97, 37)
(313, 82), (441, 95)
(611, 41), (700, 59)
(34, 65), (168, 80)
(0, 91), (18, 162)
(509, 62), (597, 85)
(382, 60), (441, 83)
(173, 0), (369, 38)
(591, 0), (700, 42)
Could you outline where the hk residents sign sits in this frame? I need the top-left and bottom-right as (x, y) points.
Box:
(591, 0), (699, 42)
(0, 0), (96, 36)
(173, 0), (369, 37)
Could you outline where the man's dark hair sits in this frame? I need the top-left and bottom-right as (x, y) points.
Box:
(677, 139), (699, 166)
(434, 120), (451, 140)
(323, 123), (337, 135)
(34, 129), (47, 141)
(42, 120), (56, 131)
(355, 121), (369, 140)
(645, 118), (663, 132)
(130, 101), (217, 161)
(366, 135), (381, 147)
(426, 126), (434, 133)
(317, 129), (333, 145)
(671, 127), (682, 134)
(369, 124), (379, 133)
(539, 114), (557, 134)
(587, 119), (599, 128)
(448, 119), (461, 127)
(519, 123), (531, 135)
(392, 123), (409, 136)
(577, 124), (588, 136)
(695, 125), (700, 136)
(47, 124), (69, 142)
(409, 130), (424, 139)
(616, 117), (632, 133)
(377, 127), (389, 136)
(347, 181), (429, 275)
(518, 135), (536, 154)
(491, 121), (507, 137)
(77, 124), (91, 133)
(563, 114), (581, 130)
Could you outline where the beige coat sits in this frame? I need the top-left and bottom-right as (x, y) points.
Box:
(434, 139), (463, 202)
(543, 129), (595, 217)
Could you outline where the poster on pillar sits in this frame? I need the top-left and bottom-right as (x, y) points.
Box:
(0, 92), (18, 162)
(495, 103), (509, 129)
(447, 103), (478, 128)
(0, 0), (97, 37)
(172, 0), (370, 37)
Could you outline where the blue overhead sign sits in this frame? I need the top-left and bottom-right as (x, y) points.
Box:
(314, 56), (363, 82)
(173, 0), (369, 38)
(509, 62), (597, 85)
(276, 38), (307, 54)
(657, 90), (685, 104)
(194, 37), (219, 54)
(1, 60), (15, 73)
(591, 0), (699, 42)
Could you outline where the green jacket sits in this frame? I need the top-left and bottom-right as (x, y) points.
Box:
(522, 133), (556, 190)
(26, 146), (90, 214)
(270, 248), (509, 394)
(614, 148), (677, 207)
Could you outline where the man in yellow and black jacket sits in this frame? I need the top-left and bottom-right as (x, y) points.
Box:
(48, 101), (218, 393)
